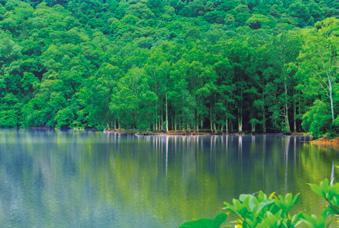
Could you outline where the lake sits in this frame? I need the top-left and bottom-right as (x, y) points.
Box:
(0, 130), (337, 227)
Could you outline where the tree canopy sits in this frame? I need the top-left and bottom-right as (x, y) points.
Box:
(0, 0), (338, 137)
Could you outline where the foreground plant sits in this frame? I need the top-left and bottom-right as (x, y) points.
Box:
(303, 179), (339, 227)
(180, 179), (339, 228)
(223, 191), (303, 227)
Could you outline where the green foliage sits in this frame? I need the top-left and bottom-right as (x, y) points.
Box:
(0, 93), (20, 127)
(302, 100), (332, 138)
(180, 180), (339, 227)
(55, 107), (74, 129)
(110, 67), (158, 130)
(246, 14), (274, 29)
(0, 0), (337, 135)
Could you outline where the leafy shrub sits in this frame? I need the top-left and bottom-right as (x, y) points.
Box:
(302, 100), (332, 138)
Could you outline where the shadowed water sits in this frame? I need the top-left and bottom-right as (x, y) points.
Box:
(0, 130), (337, 227)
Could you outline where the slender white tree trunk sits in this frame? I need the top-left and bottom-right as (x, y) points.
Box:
(238, 114), (243, 133)
(262, 95), (266, 133)
(293, 98), (297, 132)
(284, 79), (291, 133)
(238, 105), (243, 133)
(165, 93), (169, 132)
(328, 77), (335, 122)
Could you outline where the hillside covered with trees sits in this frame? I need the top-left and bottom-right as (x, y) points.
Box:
(0, 0), (337, 137)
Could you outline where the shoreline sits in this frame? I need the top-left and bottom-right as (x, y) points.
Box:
(4, 128), (335, 140)
(103, 129), (310, 136)
(1, 127), (311, 136)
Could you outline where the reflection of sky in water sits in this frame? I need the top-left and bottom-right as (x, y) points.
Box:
(0, 130), (337, 227)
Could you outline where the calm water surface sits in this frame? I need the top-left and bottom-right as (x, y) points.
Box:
(0, 130), (338, 227)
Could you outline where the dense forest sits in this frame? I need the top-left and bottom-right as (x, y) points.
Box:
(0, 0), (337, 137)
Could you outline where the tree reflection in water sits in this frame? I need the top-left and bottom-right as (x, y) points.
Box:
(0, 130), (337, 227)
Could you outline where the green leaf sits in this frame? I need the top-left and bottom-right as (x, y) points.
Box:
(180, 213), (227, 228)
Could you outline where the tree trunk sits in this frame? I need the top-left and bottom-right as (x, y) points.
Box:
(238, 107), (243, 133)
(165, 93), (169, 132)
(293, 97), (297, 132)
(284, 80), (291, 133)
(262, 95), (266, 133)
(171, 116), (174, 130)
(251, 123), (255, 133)
(174, 114), (177, 131)
(210, 107), (213, 132)
(328, 77), (335, 122)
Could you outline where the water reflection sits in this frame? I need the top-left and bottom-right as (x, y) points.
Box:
(0, 130), (337, 227)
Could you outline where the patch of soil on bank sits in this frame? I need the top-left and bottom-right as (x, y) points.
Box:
(310, 137), (339, 150)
